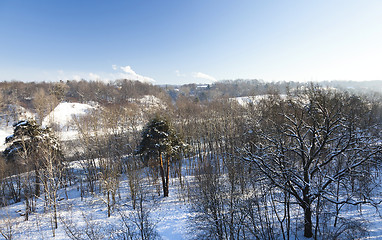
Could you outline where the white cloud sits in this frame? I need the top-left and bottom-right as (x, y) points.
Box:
(175, 70), (186, 77)
(88, 73), (100, 80)
(120, 65), (136, 74)
(115, 65), (155, 83)
(192, 72), (217, 83)
(72, 75), (82, 81)
(52, 65), (155, 83)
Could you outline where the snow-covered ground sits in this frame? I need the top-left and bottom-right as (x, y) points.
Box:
(229, 94), (287, 106)
(128, 95), (165, 110)
(42, 102), (96, 141)
(0, 99), (199, 239)
(1, 168), (382, 240)
(0, 171), (194, 240)
(0, 127), (13, 151)
(43, 102), (95, 128)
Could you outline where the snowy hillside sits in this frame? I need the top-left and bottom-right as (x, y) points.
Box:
(42, 102), (96, 141)
(42, 102), (95, 128)
(41, 96), (162, 141)
(230, 94), (287, 106)
(129, 95), (166, 111)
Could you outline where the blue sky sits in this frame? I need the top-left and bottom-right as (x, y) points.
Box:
(0, 0), (381, 85)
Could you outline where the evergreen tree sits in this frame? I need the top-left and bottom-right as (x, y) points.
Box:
(137, 115), (184, 197)
(4, 119), (62, 197)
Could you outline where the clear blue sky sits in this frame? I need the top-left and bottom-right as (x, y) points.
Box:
(0, 0), (381, 85)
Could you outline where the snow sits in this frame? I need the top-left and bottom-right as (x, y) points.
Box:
(43, 102), (95, 128)
(153, 186), (196, 240)
(1, 158), (382, 239)
(1, 177), (380, 240)
(14, 120), (28, 127)
(0, 170), (193, 240)
(0, 127), (13, 151)
(129, 95), (165, 110)
(42, 102), (95, 141)
(230, 94), (288, 106)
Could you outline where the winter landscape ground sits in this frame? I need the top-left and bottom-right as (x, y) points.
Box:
(0, 168), (194, 240)
(2, 166), (382, 240)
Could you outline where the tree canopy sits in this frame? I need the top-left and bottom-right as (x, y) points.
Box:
(137, 115), (183, 159)
(4, 119), (62, 163)
(137, 115), (185, 197)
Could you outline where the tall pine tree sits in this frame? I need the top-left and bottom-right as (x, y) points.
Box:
(137, 115), (184, 197)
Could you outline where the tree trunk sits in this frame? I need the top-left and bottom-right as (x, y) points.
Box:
(303, 202), (313, 238)
(165, 155), (170, 197)
(54, 201), (58, 229)
(334, 180), (340, 227)
(303, 168), (313, 238)
(35, 168), (40, 197)
(107, 190), (111, 217)
(25, 194), (29, 221)
(159, 153), (168, 197)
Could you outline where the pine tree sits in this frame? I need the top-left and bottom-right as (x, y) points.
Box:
(137, 115), (184, 197)
(4, 119), (62, 197)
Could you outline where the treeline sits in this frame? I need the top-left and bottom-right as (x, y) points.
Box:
(167, 79), (298, 102)
(0, 79), (294, 111)
(2, 78), (380, 111)
(0, 79), (166, 126)
(0, 79), (306, 128)
(0, 79), (164, 107)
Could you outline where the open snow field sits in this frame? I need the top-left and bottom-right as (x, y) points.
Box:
(1, 171), (382, 240)
(0, 171), (196, 240)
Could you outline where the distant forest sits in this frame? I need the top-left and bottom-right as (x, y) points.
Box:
(1, 79), (381, 109)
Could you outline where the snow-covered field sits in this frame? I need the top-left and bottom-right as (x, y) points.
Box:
(1, 167), (382, 240)
(0, 172), (194, 240)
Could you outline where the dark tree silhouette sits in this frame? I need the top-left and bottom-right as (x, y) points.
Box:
(137, 115), (184, 197)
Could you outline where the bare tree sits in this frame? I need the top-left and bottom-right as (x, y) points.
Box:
(39, 136), (64, 237)
(241, 86), (382, 238)
(115, 177), (162, 240)
(0, 213), (16, 240)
